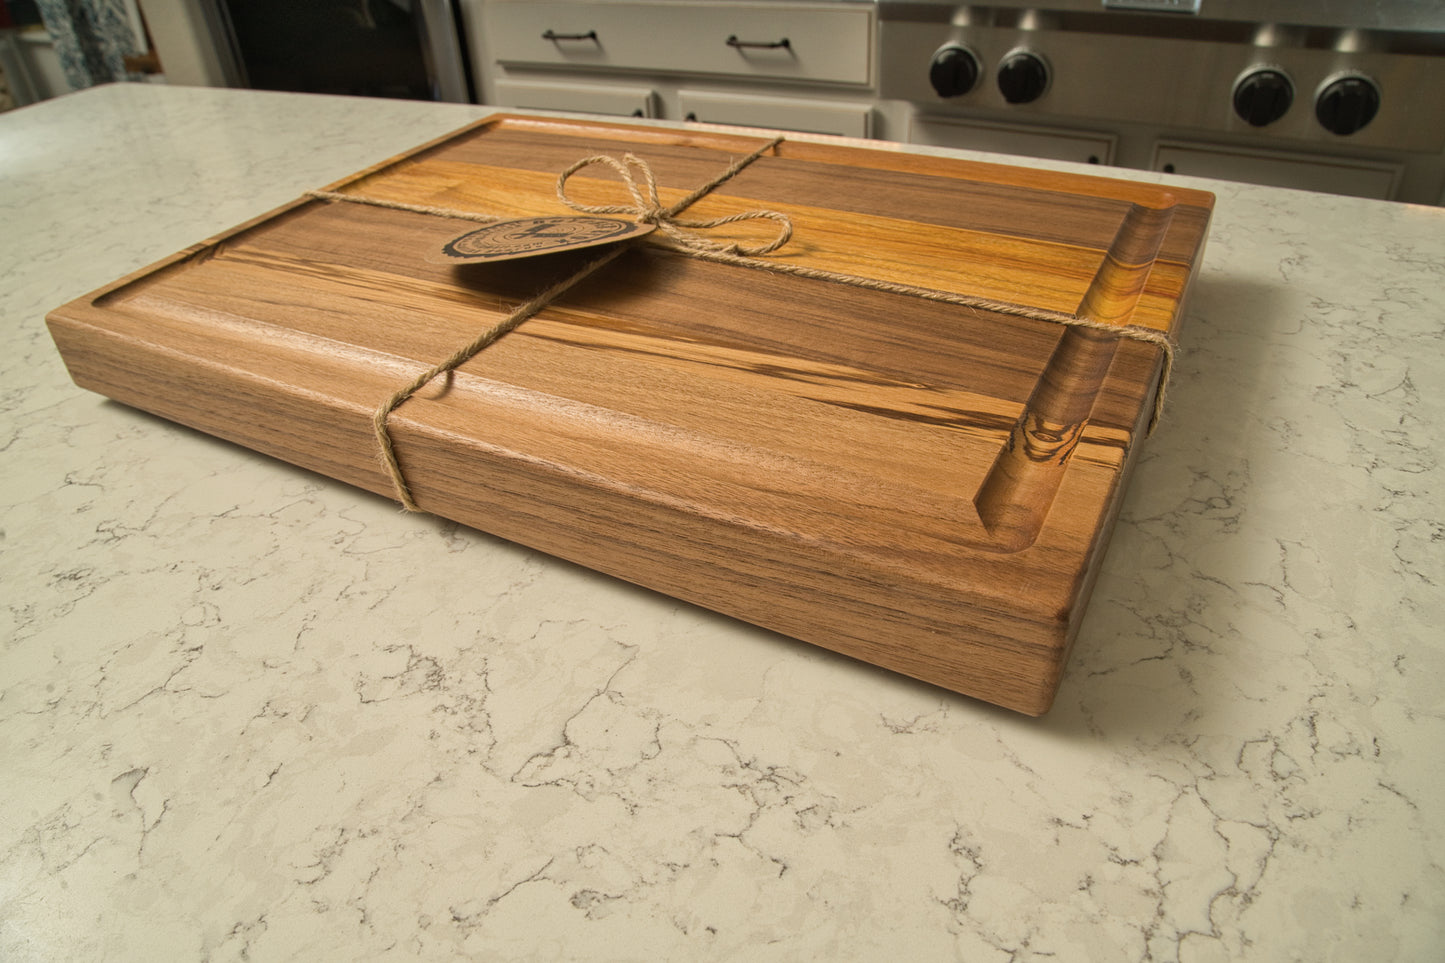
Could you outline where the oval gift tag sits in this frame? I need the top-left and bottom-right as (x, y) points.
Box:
(433, 215), (654, 264)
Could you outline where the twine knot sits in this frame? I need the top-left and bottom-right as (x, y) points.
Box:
(556, 145), (792, 257)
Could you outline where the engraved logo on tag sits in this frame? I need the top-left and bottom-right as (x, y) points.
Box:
(440, 216), (654, 263)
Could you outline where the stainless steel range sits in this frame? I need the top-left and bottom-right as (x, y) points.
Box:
(876, 0), (1445, 203)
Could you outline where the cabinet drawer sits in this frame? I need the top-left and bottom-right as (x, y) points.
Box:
(493, 78), (657, 117)
(910, 116), (1116, 166)
(485, 1), (872, 86)
(1152, 141), (1401, 200)
(680, 89), (872, 138)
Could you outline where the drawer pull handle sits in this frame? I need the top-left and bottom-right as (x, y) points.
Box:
(542, 29), (598, 42)
(726, 35), (791, 51)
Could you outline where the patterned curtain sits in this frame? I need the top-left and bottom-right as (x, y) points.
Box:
(34, 0), (140, 90)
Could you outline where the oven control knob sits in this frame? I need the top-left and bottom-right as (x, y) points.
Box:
(997, 50), (1049, 104)
(1233, 68), (1293, 126)
(1316, 75), (1380, 136)
(929, 45), (981, 98)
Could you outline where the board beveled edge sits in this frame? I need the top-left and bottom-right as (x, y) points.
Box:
(46, 293), (1082, 715)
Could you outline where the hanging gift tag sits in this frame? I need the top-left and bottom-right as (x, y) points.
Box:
(431, 215), (654, 264)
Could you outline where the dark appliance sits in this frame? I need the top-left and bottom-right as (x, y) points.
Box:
(213, 0), (472, 102)
(879, 0), (1445, 202)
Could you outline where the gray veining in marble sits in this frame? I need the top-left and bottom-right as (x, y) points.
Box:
(1, 84), (1441, 961)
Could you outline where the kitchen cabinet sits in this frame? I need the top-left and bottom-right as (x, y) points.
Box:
(474, 0), (880, 135)
(492, 77), (657, 117)
(1150, 140), (1402, 201)
(909, 115), (1115, 166)
(485, 1), (871, 86)
(678, 88), (872, 137)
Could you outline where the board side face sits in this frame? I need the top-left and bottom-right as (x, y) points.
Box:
(45, 115), (1214, 713)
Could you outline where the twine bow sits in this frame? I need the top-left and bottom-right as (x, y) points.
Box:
(556, 143), (792, 257)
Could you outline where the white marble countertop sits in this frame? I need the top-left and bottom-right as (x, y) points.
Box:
(2, 83), (1441, 961)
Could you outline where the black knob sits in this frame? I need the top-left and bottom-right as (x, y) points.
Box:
(1316, 75), (1380, 136)
(1233, 69), (1293, 127)
(997, 51), (1049, 104)
(930, 45), (980, 98)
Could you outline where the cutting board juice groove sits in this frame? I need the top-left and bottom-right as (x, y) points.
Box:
(978, 201), (1177, 551)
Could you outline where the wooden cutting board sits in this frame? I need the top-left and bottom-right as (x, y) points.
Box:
(46, 114), (1213, 714)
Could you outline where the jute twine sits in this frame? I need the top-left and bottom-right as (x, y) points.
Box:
(306, 136), (1174, 512)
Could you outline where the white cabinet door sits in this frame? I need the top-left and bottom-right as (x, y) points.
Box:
(493, 78), (657, 117)
(486, 1), (873, 86)
(680, 90), (873, 137)
(1153, 141), (1401, 200)
(910, 116), (1116, 166)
